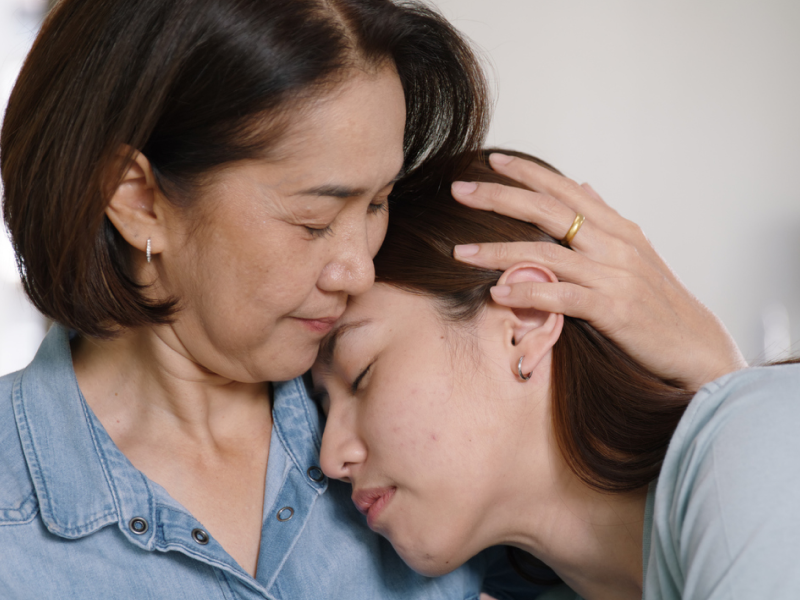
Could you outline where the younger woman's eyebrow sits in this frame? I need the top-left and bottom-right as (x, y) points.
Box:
(317, 319), (372, 368)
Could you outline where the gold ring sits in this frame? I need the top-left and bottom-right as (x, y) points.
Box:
(560, 213), (585, 247)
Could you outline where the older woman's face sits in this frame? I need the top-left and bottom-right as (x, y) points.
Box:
(154, 68), (406, 382)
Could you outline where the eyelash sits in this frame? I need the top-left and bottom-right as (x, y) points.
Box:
(305, 200), (388, 239)
(351, 362), (373, 395)
(310, 361), (372, 414)
(305, 224), (334, 239)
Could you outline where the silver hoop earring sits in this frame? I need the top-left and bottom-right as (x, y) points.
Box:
(146, 238), (152, 263)
(518, 356), (532, 381)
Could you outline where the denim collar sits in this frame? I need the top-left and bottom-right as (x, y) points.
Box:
(12, 325), (156, 548)
(12, 325), (326, 549)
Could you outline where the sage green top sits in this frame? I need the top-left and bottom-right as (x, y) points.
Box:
(538, 364), (800, 599)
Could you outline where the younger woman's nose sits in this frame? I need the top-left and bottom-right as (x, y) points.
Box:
(320, 411), (367, 482)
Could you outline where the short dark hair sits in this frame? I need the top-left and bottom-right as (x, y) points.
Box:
(1, 0), (489, 338)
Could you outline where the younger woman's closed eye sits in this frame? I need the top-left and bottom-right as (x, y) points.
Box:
(351, 362), (374, 394)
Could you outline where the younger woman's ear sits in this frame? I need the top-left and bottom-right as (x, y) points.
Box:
(104, 146), (164, 258)
(496, 263), (564, 380)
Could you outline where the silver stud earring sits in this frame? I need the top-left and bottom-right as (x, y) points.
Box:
(146, 238), (151, 263)
(518, 356), (532, 381)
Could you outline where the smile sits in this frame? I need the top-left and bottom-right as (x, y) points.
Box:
(352, 486), (397, 529)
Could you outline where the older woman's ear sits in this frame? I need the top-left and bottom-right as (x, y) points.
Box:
(495, 263), (564, 382)
(104, 147), (166, 263)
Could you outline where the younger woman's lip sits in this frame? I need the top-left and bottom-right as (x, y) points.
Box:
(352, 486), (397, 529)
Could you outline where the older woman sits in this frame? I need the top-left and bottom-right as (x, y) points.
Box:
(0, 0), (743, 598)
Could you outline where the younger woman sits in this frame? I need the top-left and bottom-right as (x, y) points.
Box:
(313, 151), (800, 600)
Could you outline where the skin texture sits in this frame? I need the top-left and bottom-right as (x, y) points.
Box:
(72, 66), (406, 577)
(313, 280), (647, 600)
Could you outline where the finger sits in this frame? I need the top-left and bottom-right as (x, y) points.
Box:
(454, 241), (607, 282)
(488, 152), (611, 220)
(580, 182), (608, 206)
(489, 280), (606, 323)
(451, 181), (598, 250)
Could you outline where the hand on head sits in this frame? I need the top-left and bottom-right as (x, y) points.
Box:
(452, 152), (747, 390)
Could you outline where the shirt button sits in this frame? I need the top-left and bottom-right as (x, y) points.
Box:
(277, 507), (295, 522)
(129, 517), (149, 535)
(307, 466), (325, 482)
(191, 528), (210, 545)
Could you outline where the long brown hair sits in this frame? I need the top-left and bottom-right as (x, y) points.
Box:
(379, 149), (695, 494)
(1, 0), (489, 338)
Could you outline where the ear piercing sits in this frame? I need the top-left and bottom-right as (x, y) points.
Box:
(146, 238), (151, 263)
(518, 356), (532, 381)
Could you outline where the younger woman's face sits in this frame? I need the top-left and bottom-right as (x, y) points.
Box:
(312, 284), (552, 576)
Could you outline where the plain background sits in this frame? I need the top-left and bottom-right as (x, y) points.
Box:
(2, 0), (799, 376)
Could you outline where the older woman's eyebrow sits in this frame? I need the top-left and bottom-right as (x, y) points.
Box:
(296, 184), (370, 198)
(317, 319), (373, 368)
(294, 170), (405, 199)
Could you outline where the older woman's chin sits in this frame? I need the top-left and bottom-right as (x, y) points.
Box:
(217, 336), (322, 384)
(257, 346), (322, 383)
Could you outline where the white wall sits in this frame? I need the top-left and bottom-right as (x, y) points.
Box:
(430, 0), (800, 363)
(2, 0), (799, 375)
(0, 0), (48, 376)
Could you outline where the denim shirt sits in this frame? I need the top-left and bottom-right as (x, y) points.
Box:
(0, 325), (540, 599)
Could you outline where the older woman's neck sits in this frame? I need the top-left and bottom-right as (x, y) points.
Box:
(71, 325), (272, 576)
(71, 326), (271, 447)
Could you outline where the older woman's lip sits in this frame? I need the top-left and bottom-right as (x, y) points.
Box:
(293, 316), (340, 334)
(352, 486), (396, 528)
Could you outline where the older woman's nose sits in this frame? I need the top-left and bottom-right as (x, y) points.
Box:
(320, 409), (367, 483)
(318, 220), (376, 296)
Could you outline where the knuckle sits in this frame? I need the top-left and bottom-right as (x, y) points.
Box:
(539, 241), (565, 264)
(491, 243), (510, 263)
(619, 217), (646, 241)
(514, 157), (541, 179)
(523, 284), (539, 303)
(537, 194), (563, 220)
(560, 286), (584, 310)
(483, 182), (505, 204)
(554, 175), (582, 198)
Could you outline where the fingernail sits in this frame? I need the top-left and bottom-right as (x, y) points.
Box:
(454, 244), (479, 258)
(489, 153), (513, 166)
(490, 285), (511, 297)
(452, 181), (478, 195)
